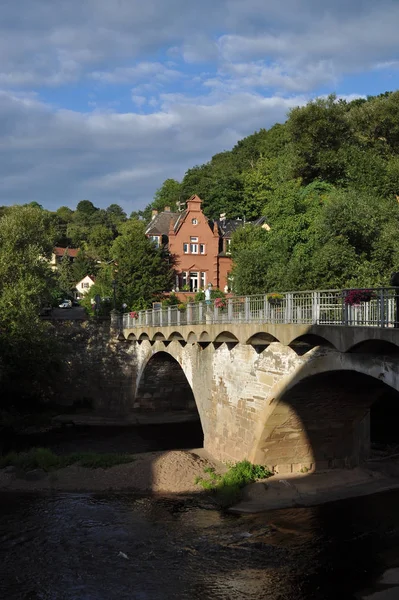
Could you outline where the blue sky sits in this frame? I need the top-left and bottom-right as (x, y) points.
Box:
(1, 0), (399, 213)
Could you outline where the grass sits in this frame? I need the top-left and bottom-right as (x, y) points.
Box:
(195, 460), (272, 507)
(0, 447), (135, 472)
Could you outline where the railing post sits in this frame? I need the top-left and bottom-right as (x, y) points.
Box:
(214, 306), (219, 322)
(286, 293), (293, 324)
(199, 301), (203, 323)
(379, 288), (386, 328)
(187, 303), (192, 325)
(145, 310), (149, 326)
(228, 298), (233, 322)
(311, 292), (318, 324)
(167, 306), (171, 326)
(245, 297), (250, 322)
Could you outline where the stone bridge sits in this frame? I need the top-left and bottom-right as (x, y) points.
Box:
(117, 318), (399, 474)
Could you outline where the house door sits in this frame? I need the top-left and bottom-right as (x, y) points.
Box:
(189, 271), (199, 292)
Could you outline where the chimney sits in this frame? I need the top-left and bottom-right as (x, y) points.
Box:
(152, 209), (158, 218)
(164, 206), (170, 212)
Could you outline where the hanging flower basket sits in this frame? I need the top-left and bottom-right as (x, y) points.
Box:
(344, 289), (376, 306)
(214, 297), (227, 311)
(129, 311), (138, 319)
(267, 293), (284, 306)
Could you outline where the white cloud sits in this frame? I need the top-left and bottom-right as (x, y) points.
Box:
(91, 62), (182, 84)
(0, 89), (303, 210)
(0, 0), (397, 210)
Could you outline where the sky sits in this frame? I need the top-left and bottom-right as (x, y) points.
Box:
(1, 0), (399, 213)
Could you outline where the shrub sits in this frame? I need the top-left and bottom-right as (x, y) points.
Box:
(0, 448), (135, 471)
(195, 460), (272, 507)
(267, 293), (284, 305)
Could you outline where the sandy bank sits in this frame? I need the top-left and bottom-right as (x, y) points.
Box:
(231, 460), (399, 513)
(0, 449), (222, 495)
(2, 450), (399, 513)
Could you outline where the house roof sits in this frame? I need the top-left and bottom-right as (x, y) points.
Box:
(145, 212), (180, 236)
(53, 246), (79, 258)
(215, 218), (245, 238)
(76, 274), (96, 284)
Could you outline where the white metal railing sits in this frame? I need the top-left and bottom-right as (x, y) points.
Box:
(121, 288), (399, 330)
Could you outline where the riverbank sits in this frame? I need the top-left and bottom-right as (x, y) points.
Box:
(0, 448), (223, 495)
(2, 448), (399, 513)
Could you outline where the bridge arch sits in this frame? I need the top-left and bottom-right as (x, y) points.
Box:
(134, 346), (205, 446)
(252, 352), (399, 473)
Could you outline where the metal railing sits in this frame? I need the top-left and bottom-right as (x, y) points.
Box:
(122, 288), (399, 330)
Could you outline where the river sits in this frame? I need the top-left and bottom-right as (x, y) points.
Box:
(1, 424), (399, 599)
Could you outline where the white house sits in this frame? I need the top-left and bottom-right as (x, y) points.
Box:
(75, 275), (95, 298)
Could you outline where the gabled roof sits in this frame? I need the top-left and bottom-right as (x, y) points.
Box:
(53, 246), (79, 258)
(76, 274), (96, 285)
(145, 212), (180, 236)
(215, 218), (245, 238)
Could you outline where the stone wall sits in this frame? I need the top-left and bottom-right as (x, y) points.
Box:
(45, 320), (138, 414)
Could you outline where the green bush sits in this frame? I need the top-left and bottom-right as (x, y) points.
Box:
(195, 460), (272, 507)
(0, 448), (135, 471)
(194, 289), (226, 302)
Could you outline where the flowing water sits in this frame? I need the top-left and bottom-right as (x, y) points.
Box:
(1, 424), (399, 599)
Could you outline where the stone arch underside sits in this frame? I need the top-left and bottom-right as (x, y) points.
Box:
(134, 350), (199, 422)
(251, 352), (399, 473)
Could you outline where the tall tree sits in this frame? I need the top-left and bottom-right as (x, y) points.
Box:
(111, 220), (174, 308)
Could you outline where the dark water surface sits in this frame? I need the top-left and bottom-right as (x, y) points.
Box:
(2, 423), (399, 599)
(1, 489), (399, 600)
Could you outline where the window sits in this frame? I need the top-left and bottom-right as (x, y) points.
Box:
(200, 272), (206, 289)
(225, 238), (232, 254)
(190, 236), (198, 254)
(189, 271), (199, 292)
(149, 235), (160, 248)
(183, 243), (189, 253)
(82, 282), (90, 289)
(191, 218), (198, 225)
(200, 244), (205, 254)
(181, 272), (188, 288)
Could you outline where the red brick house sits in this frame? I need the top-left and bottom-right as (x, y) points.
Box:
(145, 195), (248, 292)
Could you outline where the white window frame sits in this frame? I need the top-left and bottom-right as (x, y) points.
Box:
(200, 244), (205, 254)
(192, 218), (198, 225)
(200, 272), (206, 289)
(183, 243), (189, 254)
(149, 235), (160, 248)
(190, 236), (198, 254)
(225, 238), (232, 254)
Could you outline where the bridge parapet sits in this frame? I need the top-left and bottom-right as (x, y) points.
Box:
(123, 288), (399, 331)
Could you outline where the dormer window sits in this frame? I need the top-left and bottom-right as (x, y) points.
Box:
(192, 218), (198, 225)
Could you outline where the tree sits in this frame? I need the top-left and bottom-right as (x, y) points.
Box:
(76, 200), (98, 216)
(87, 224), (114, 261)
(153, 179), (181, 212)
(57, 250), (76, 294)
(0, 206), (59, 403)
(111, 220), (175, 308)
(72, 251), (98, 283)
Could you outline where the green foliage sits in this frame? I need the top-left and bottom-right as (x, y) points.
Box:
(111, 220), (175, 307)
(0, 206), (60, 403)
(0, 448), (135, 471)
(195, 460), (272, 507)
(194, 289), (225, 302)
(57, 250), (75, 294)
